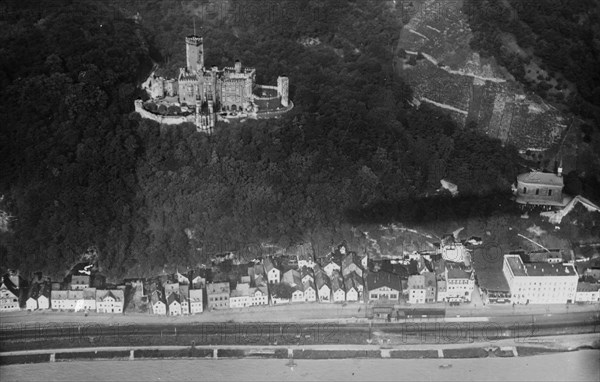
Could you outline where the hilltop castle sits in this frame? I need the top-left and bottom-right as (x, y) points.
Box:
(136, 35), (292, 131)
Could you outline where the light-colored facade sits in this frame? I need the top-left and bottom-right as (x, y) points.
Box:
(302, 280), (317, 302)
(263, 258), (281, 284)
(250, 287), (269, 306)
(445, 266), (475, 302)
(366, 272), (402, 302)
(230, 283), (252, 308)
(70, 275), (90, 290)
(575, 283), (600, 303)
(96, 290), (124, 313)
(408, 275), (426, 304)
(503, 255), (578, 304)
(189, 289), (203, 314)
(206, 282), (230, 310)
(515, 171), (566, 206)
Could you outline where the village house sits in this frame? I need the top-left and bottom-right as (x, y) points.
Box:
(189, 289), (203, 314)
(163, 280), (180, 296)
(302, 279), (317, 302)
(176, 271), (190, 285)
(82, 287), (97, 311)
(96, 289), (124, 313)
(437, 280), (447, 302)
(51, 290), (84, 311)
(445, 264), (475, 303)
(263, 257), (281, 284)
(315, 271), (331, 302)
(282, 269), (302, 288)
(291, 285), (305, 303)
(407, 275), (426, 304)
(297, 251), (316, 269)
(167, 292), (182, 315)
(179, 284), (189, 314)
(250, 285), (269, 306)
(151, 290), (167, 315)
(575, 282), (600, 303)
(349, 272), (364, 299)
(206, 282), (230, 310)
(514, 170), (568, 207)
(342, 252), (364, 278)
(331, 271), (346, 302)
(70, 274), (90, 290)
(301, 267), (314, 284)
(502, 254), (578, 304)
(366, 271), (402, 302)
(343, 275), (359, 302)
(323, 259), (341, 277)
(230, 283), (252, 308)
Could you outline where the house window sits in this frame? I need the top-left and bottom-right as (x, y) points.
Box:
(548, 189), (552, 196)
(523, 187), (527, 194)
(370, 294), (377, 299)
(535, 189), (539, 195)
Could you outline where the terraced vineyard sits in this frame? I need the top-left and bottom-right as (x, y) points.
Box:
(396, 0), (568, 151)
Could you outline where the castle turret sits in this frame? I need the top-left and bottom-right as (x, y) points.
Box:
(186, 35), (204, 73)
(277, 76), (289, 107)
(234, 60), (242, 74)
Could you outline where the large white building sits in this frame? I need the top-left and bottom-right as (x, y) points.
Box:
(445, 265), (475, 302)
(502, 254), (578, 304)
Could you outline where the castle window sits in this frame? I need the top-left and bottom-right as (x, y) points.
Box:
(523, 187), (527, 194)
(535, 189), (539, 195)
(548, 189), (552, 196)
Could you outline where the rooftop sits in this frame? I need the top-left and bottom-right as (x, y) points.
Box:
(576, 282), (600, 292)
(366, 271), (402, 292)
(517, 171), (563, 187)
(505, 254), (577, 277)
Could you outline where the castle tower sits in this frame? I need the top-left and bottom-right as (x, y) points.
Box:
(234, 60), (242, 74)
(186, 36), (204, 73)
(277, 76), (289, 107)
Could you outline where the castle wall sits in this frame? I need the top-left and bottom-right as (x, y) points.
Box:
(134, 100), (192, 125)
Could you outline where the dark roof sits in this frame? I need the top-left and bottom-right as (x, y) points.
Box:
(366, 271), (402, 292)
(577, 282), (600, 292)
(167, 292), (180, 306)
(315, 271), (331, 290)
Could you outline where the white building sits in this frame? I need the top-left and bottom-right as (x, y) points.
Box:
(323, 260), (341, 277)
(302, 280), (317, 302)
(291, 286), (305, 303)
(82, 288), (97, 311)
(189, 289), (203, 314)
(366, 271), (402, 302)
(250, 286), (269, 306)
(263, 257), (281, 284)
(151, 290), (167, 315)
(167, 293), (182, 315)
(96, 289), (124, 313)
(230, 283), (252, 308)
(574, 282), (600, 303)
(445, 265), (475, 302)
(407, 275), (426, 304)
(502, 254), (578, 304)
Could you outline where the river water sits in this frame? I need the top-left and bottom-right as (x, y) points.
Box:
(2, 350), (598, 381)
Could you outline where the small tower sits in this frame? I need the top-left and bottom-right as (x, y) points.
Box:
(186, 35), (204, 73)
(557, 158), (563, 177)
(277, 76), (289, 107)
(234, 60), (242, 74)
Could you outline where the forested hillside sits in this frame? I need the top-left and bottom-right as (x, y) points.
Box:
(0, 0), (520, 279)
(464, 0), (600, 203)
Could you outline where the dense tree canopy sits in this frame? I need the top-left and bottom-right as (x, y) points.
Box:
(0, 0), (521, 279)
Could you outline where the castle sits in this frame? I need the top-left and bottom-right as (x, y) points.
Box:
(137, 35), (292, 131)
